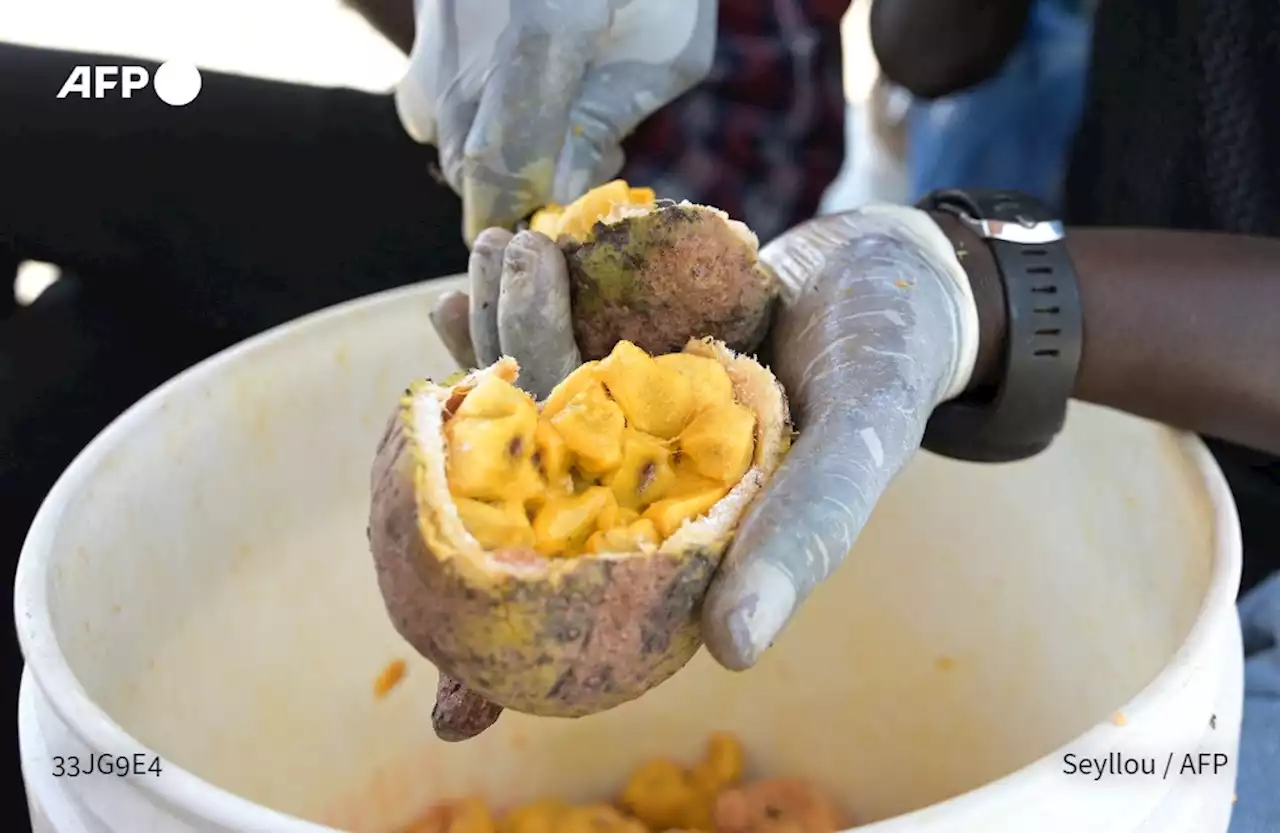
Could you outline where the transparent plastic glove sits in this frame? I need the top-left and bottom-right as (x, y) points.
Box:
(429, 205), (980, 678)
(700, 204), (980, 670)
(396, 0), (717, 245)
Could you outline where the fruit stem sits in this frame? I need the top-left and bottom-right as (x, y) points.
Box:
(432, 673), (504, 742)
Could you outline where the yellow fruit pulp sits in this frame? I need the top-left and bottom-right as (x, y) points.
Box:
(529, 179), (656, 243)
(445, 341), (757, 557)
(618, 732), (745, 831)
(400, 733), (745, 833)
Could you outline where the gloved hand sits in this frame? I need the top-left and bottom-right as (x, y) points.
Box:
(700, 205), (980, 669)
(431, 204), (981, 673)
(395, 0), (718, 245)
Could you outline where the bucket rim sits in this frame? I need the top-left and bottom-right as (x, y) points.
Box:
(13, 276), (1243, 831)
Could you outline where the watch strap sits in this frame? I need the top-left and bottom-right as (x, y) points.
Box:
(918, 189), (1084, 463)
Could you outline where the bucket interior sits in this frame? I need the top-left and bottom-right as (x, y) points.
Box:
(29, 282), (1220, 831)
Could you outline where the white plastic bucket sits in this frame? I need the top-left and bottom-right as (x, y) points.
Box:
(16, 276), (1244, 833)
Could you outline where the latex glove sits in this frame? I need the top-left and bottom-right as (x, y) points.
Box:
(395, 0), (717, 245)
(700, 205), (979, 669)
(430, 205), (980, 672)
(430, 227), (582, 401)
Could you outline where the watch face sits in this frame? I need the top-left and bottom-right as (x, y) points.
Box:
(986, 218), (1066, 245)
(921, 189), (1061, 241)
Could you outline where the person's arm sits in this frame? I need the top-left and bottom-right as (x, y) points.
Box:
(935, 215), (1280, 456)
(870, 0), (1033, 99)
(344, 0), (415, 55)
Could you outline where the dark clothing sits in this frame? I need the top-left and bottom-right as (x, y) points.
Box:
(0, 43), (470, 556)
(1062, 2), (1280, 597)
(1065, 0), (1280, 235)
(621, 0), (849, 243)
(0, 44), (471, 831)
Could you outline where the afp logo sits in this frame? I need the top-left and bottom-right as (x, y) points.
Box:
(57, 60), (203, 107)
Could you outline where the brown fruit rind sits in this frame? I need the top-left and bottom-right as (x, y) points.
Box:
(563, 204), (780, 361)
(369, 339), (791, 718)
(432, 673), (504, 741)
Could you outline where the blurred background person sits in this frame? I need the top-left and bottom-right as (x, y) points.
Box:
(821, 0), (1092, 214)
(873, 0), (1280, 598)
(819, 0), (910, 213)
(874, 4), (1280, 830)
(901, 0), (1092, 209)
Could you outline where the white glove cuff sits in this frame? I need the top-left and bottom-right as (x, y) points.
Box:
(855, 203), (980, 403)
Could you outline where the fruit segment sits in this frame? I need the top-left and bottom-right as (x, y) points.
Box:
(444, 340), (757, 557)
(529, 179), (657, 243)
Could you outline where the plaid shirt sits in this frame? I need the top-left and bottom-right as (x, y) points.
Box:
(621, 0), (852, 243)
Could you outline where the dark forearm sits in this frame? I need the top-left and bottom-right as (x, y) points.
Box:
(344, 0), (415, 55)
(937, 215), (1280, 456)
(1068, 229), (1280, 454)
(870, 0), (1032, 99)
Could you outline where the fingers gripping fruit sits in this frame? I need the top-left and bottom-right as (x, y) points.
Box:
(528, 180), (780, 361)
(369, 339), (791, 722)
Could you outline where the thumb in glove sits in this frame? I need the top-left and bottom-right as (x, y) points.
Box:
(700, 205), (982, 670)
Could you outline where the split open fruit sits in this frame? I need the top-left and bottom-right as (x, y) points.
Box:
(369, 338), (791, 718)
(529, 180), (780, 362)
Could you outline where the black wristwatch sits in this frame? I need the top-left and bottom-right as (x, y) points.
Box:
(916, 189), (1084, 463)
